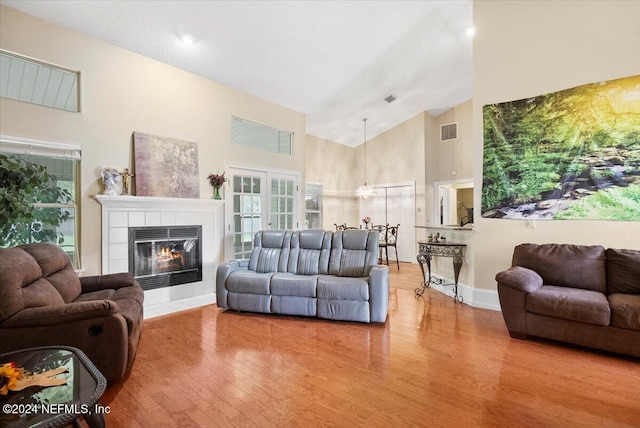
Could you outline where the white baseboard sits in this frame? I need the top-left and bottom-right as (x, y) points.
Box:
(424, 275), (501, 311)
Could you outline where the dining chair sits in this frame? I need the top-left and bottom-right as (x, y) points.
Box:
(374, 224), (400, 269)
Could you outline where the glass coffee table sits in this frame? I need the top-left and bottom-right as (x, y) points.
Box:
(0, 346), (107, 428)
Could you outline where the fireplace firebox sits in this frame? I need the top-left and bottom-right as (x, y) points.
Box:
(128, 225), (202, 290)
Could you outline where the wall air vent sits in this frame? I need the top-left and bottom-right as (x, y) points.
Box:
(440, 122), (458, 142)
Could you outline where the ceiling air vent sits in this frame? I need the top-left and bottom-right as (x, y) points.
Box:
(384, 94), (397, 103)
(440, 123), (458, 142)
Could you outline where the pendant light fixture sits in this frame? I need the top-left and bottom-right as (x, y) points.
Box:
(354, 118), (376, 199)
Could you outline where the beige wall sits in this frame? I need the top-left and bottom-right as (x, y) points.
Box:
(424, 100), (475, 287)
(365, 111), (427, 227)
(305, 134), (360, 229)
(306, 112), (428, 235)
(473, 1), (640, 290)
(0, 6), (306, 275)
(425, 99), (474, 226)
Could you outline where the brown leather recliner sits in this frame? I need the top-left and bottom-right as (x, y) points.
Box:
(0, 242), (144, 382)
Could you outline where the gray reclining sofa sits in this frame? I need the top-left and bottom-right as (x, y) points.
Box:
(216, 229), (389, 323)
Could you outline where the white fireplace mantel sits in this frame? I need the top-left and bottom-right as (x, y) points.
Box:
(95, 195), (224, 306)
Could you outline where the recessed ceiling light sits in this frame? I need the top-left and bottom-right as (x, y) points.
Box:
(466, 26), (476, 37)
(180, 34), (194, 45)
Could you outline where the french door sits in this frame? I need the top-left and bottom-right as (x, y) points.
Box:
(226, 166), (300, 260)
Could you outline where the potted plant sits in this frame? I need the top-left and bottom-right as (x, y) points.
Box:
(0, 154), (72, 247)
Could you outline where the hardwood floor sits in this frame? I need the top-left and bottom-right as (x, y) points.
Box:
(101, 264), (640, 427)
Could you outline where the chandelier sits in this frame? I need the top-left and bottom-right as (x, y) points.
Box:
(354, 118), (376, 199)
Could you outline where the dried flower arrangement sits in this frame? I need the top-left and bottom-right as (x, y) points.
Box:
(207, 172), (227, 188)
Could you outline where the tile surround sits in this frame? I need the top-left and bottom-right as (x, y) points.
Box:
(95, 195), (224, 313)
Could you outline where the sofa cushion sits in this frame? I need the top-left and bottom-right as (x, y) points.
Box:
(0, 247), (43, 321)
(272, 296), (316, 317)
(317, 275), (369, 301)
(248, 230), (291, 273)
(74, 289), (116, 302)
(608, 293), (640, 331)
(329, 230), (379, 277)
(287, 230), (331, 275)
(226, 271), (274, 294)
(227, 292), (271, 313)
(21, 278), (65, 309)
(526, 285), (610, 326)
(606, 248), (640, 294)
(20, 243), (81, 303)
(513, 243), (606, 293)
(271, 273), (317, 297)
(317, 299), (370, 323)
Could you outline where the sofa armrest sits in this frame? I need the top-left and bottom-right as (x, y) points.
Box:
(495, 266), (543, 293)
(1, 300), (119, 328)
(495, 266), (543, 338)
(80, 272), (139, 293)
(216, 260), (249, 309)
(369, 265), (390, 322)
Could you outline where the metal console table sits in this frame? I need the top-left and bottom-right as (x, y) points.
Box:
(416, 241), (466, 303)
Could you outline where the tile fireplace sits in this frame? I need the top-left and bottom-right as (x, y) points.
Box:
(95, 195), (224, 306)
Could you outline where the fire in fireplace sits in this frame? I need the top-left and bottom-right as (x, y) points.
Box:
(128, 226), (202, 290)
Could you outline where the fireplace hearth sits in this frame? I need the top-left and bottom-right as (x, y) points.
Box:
(129, 225), (202, 290)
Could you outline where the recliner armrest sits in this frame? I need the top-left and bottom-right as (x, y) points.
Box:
(216, 260), (250, 309)
(495, 266), (543, 293)
(369, 265), (390, 322)
(80, 272), (139, 293)
(1, 300), (119, 328)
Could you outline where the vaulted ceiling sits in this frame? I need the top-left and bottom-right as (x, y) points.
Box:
(1, 0), (473, 147)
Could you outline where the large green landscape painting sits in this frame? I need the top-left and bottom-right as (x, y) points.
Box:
(482, 74), (640, 221)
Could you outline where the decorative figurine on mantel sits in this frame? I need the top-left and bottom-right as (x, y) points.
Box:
(120, 168), (134, 195)
(101, 167), (120, 195)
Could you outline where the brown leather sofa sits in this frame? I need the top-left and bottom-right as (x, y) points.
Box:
(0, 243), (144, 381)
(496, 243), (640, 357)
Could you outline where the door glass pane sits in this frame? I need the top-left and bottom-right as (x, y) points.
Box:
(269, 177), (296, 231)
(233, 195), (241, 213)
(242, 177), (251, 193)
(252, 195), (261, 213)
(231, 173), (263, 260)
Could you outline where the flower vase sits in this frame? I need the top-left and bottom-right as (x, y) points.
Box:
(213, 186), (221, 200)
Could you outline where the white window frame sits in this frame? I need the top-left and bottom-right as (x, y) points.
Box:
(304, 182), (323, 229)
(0, 134), (81, 267)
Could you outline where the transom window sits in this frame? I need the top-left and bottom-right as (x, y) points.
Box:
(231, 116), (293, 155)
(0, 49), (80, 112)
